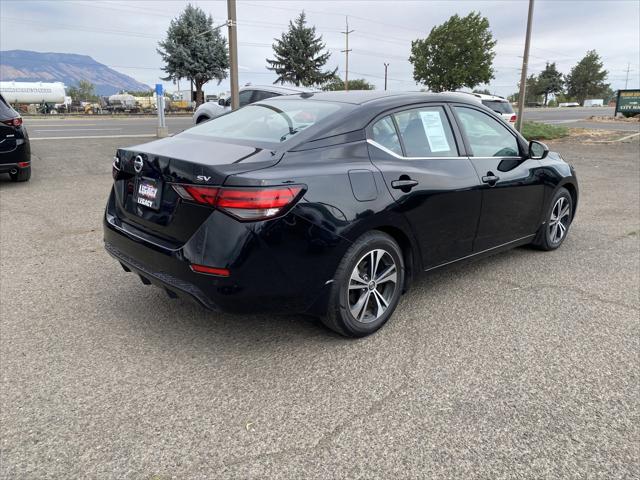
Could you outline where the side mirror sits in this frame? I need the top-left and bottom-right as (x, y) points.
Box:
(218, 98), (225, 106)
(528, 140), (549, 160)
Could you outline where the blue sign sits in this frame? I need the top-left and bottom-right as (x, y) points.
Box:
(155, 83), (163, 96)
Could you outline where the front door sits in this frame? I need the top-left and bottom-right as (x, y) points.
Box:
(367, 105), (482, 269)
(452, 105), (545, 251)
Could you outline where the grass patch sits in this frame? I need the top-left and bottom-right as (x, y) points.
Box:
(521, 121), (569, 140)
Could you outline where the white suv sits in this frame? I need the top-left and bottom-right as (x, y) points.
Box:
(192, 85), (314, 124)
(471, 93), (517, 126)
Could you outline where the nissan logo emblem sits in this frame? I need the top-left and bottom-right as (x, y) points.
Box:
(133, 155), (144, 173)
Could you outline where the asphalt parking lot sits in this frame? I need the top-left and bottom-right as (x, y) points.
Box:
(1, 136), (638, 479)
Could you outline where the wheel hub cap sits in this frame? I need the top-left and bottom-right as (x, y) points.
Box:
(549, 196), (571, 244)
(347, 249), (398, 324)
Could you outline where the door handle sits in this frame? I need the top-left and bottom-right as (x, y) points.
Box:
(482, 173), (500, 186)
(391, 178), (419, 190)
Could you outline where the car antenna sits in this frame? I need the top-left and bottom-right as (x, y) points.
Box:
(300, 92), (314, 99)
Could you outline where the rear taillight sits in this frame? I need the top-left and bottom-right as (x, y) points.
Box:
(1, 117), (22, 127)
(173, 185), (303, 221)
(510, 114), (517, 123)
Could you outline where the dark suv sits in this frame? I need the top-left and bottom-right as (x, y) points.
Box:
(0, 94), (31, 182)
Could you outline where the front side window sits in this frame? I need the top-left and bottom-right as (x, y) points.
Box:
(370, 116), (402, 155)
(186, 99), (345, 144)
(393, 106), (458, 157)
(454, 106), (519, 157)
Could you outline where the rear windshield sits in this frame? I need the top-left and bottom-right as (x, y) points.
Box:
(482, 100), (514, 114)
(186, 99), (344, 144)
(0, 94), (19, 118)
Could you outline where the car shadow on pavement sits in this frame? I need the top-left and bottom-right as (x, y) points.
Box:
(103, 245), (542, 351)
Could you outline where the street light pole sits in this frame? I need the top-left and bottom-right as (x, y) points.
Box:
(227, 0), (239, 110)
(515, 0), (535, 132)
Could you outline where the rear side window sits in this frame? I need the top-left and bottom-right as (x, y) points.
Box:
(454, 106), (519, 157)
(393, 106), (458, 157)
(370, 116), (402, 155)
(482, 100), (514, 114)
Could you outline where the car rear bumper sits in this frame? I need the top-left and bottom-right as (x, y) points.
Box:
(103, 189), (347, 315)
(0, 140), (30, 171)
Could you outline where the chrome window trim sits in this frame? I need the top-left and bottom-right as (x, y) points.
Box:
(366, 139), (468, 161)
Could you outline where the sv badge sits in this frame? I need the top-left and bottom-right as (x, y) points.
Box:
(196, 175), (212, 182)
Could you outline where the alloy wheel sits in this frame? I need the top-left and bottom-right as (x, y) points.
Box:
(347, 249), (398, 324)
(549, 196), (571, 244)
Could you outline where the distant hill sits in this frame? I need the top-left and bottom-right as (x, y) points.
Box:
(0, 50), (150, 95)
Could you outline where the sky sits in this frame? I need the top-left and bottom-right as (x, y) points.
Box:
(1, 0), (639, 97)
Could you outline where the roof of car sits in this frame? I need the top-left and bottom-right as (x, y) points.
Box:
(267, 90), (486, 107)
(240, 84), (315, 95)
(467, 92), (509, 102)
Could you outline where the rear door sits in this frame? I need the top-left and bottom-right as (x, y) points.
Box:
(451, 105), (545, 251)
(366, 104), (482, 269)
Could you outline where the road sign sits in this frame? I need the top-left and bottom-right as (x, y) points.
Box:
(155, 84), (164, 96)
(615, 89), (640, 116)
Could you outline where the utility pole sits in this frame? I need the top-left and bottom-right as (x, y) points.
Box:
(515, 0), (535, 132)
(341, 17), (354, 91)
(384, 63), (389, 91)
(624, 63), (630, 89)
(227, 0), (239, 110)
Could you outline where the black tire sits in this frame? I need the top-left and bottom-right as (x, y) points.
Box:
(532, 187), (573, 251)
(196, 116), (209, 124)
(321, 231), (405, 337)
(10, 166), (31, 182)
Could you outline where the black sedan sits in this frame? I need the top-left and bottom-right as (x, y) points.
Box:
(104, 91), (578, 337)
(0, 94), (31, 182)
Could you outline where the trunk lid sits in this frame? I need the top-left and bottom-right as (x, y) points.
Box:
(112, 134), (281, 245)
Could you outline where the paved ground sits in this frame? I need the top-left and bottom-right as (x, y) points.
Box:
(22, 106), (638, 139)
(23, 116), (193, 139)
(1, 136), (639, 479)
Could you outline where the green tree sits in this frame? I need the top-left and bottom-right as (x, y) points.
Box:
(67, 80), (98, 102)
(472, 88), (492, 95)
(512, 75), (543, 105)
(267, 12), (337, 87)
(565, 50), (609, 105)
(535, 62), (564, 105)
(157, 4), (229, 106)
(322, 77), (375, 91)
(409, 12), (496, 92)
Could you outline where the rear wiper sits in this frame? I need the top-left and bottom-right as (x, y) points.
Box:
(280, 127), (301, 142)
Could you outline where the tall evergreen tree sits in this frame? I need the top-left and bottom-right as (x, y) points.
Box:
(566, 50), (609, 105)
(158, 4), (229, 106)
(535, 62), (564, 105)
(267, 12), (337, 87)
